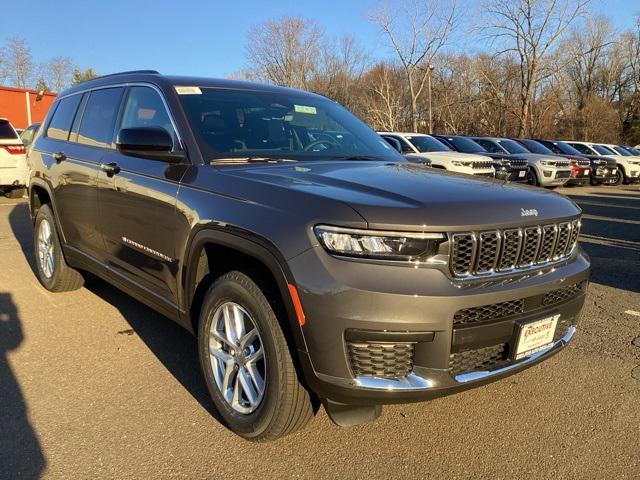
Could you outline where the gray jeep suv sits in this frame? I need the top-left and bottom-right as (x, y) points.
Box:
(27, 71), (590, 440)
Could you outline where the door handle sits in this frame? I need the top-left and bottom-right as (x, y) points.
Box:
(53, 151), (66, 162)
(100, 162), (121, 176)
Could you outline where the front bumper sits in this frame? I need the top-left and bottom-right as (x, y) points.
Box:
(290, 245), (590, 405)
(538, 167), (571, 186)
(495, 166), (528, 182)
(565, 167), (590, 186)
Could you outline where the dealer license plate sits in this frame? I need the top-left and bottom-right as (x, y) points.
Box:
(518, 170), (526, 178)
(612, 169), (617, 174)
(583, 170), (589, 175)
(514, 314), (559, 360)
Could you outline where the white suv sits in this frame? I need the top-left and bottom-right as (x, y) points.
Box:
(566, 141), (639, 185)
(378, 132), (495, 177)
(0, 118), (28, 198)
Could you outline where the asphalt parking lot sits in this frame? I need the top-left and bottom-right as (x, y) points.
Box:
(1, 185), (639, 479)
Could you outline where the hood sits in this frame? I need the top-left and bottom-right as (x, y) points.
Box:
(220, 161), (581, 231)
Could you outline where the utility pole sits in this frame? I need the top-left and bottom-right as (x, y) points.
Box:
(427, 64), (434, 134)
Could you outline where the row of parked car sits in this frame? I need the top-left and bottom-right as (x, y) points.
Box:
(2, 113), (639, 199)
(379, 131), (640, 189)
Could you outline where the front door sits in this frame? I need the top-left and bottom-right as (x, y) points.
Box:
(97, 85), (187, 304)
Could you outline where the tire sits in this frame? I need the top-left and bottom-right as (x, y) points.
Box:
(526, 168), (539, 187)
(613, 168), (624, 186)
(198, 271), (313, 441)
(33, 204), (84, 292)
(4, 187), (25, 199)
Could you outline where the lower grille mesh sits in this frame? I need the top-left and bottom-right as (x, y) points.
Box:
(449, 344), (508, 376)
(347, 342), (414, 378)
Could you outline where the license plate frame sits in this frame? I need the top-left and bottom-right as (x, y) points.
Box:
(518, 170), (526, 178)
(512, 314), (559, 360)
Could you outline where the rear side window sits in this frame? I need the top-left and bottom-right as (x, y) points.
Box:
(46, 95), (82, 141)
(77, 88), (124, 148)
(119, 86), (176, 144)
(0, 119), (18, 139)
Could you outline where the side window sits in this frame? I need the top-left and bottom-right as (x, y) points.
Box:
(46, 95), (82, 141)
(77, 88), (124, 148)
(119, 86), (176, 147)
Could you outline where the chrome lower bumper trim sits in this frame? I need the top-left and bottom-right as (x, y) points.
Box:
(454, 325), (576, 383)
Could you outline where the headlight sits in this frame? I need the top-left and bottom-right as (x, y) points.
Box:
(451, 160), (473, 167)
(540, 160), (556, 167)
(314, 225), (444, 262)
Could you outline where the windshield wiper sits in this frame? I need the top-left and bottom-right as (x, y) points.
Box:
(211, 157), (298, 165)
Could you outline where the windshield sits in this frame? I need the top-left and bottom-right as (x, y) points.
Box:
(498, 139), (530, 154)
(405, 135), (451, 153)
(178, 87), (402, 161)
(553, 141), (581, 155)
(520, 139), (553, 155)
(593, 144), (615, 155)
(447, 136), (486, 153)
(612, 145), (631, 156)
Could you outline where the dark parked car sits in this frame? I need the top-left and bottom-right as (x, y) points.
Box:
(513, 138), (590, 187)
(537, 140), (617, 186)
(433, 134), (528, 182)
(27, 71), (590, 440)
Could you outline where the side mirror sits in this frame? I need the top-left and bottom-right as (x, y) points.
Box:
(116, 127), (184, 163)
(382, 136), (402, 153)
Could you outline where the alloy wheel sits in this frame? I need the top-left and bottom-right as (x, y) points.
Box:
(208, 302), (266, 414)
(37, 219), (55, 279)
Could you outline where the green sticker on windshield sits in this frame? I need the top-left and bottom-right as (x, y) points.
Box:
(294, 105), (317, 114)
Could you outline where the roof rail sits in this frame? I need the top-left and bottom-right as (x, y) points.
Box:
(93, 70), (161, 81)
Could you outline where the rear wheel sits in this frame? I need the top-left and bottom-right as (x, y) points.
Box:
(33, 204), (84, 292)
(198, 271), (314, 441)
(4, 187), (25, 199)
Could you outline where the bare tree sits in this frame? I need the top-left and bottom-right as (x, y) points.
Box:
(246, 16), (323, 89)
(46, 57), (74, 92)
(2, 38), (34, 88)
(370, 0), (460, 131)
(484, 0), (589, 136)
(364, 63), (407, 131)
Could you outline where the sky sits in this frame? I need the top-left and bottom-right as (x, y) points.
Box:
(2, 0), (638, 80)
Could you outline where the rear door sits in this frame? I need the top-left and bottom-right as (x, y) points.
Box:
(97, 85), (187, 304)
(35, 93), (105, 259)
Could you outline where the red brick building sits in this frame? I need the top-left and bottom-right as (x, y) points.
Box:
(0, 85), (57, 130)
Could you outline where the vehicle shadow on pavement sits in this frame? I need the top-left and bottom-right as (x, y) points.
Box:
(83, 277), (225, 423)
(0, 293), (46, 479)
(7, 203), (226, 428)
(8, 202), (37, 276)
(567, 192), (640, 293)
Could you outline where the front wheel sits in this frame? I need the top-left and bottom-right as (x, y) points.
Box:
(198, 271), (314, 441)
(613, 168), (624, 185)
(526, 169), (539, 186)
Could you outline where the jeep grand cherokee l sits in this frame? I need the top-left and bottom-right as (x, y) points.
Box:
(535, 139), (617, 186)
(513, 138), (590, 187)
(433, 134), (528, 182)
(472, 137), (572, 188)
(28, 71), (590, 441)
(378, 132), (495, 177)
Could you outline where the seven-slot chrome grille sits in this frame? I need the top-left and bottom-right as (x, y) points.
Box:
(450, 219), (580, 277)
(471, 161), (494, 169)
